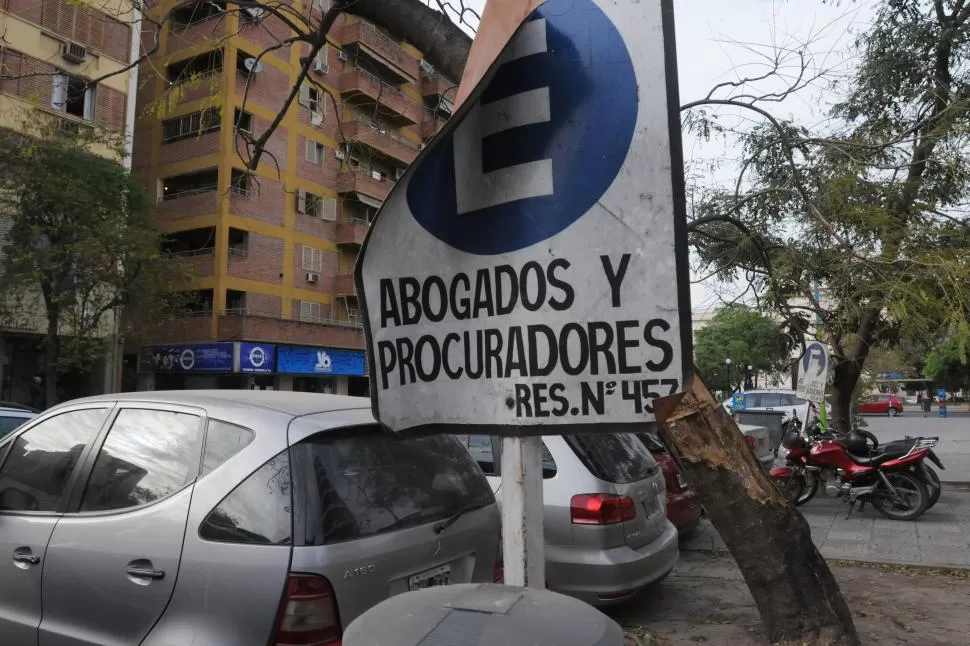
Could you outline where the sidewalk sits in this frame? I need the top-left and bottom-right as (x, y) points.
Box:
(682, 489), (970, 568)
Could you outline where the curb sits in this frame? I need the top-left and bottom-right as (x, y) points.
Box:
(681, 546), (970, 574)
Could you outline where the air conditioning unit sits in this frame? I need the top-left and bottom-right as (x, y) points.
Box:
(311, 111), (324, 126)
(334, 149), (346, 160)
(337, 50), (348, 62)
(243, 6), (265, 21)
(313, 58), (328, 74)
(419, 59), (434, 74)
(61, 42), (87, 64)
(371, 170), (383, 181)
(306, 272), (320, 283)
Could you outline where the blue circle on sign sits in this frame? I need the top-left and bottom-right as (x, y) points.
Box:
(406, 0), (639, 255)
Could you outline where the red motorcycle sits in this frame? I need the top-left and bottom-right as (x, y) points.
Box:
(770, 427), (938, 521)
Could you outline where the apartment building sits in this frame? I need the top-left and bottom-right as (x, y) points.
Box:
(0, 0), (138, 405)
(132, 2), (456, 396)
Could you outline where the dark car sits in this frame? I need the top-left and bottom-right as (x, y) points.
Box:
(637, 433), (701, 537)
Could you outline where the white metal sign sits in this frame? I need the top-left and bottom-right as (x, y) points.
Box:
(796, 341), (829, 402)
(356, 0), (692, 435)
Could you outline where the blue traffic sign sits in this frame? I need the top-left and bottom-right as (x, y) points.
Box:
(406, 0), (639, 255)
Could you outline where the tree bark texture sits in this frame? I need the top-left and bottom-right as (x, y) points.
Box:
(44, 304), (60, 409)
(656, 375), (859, 646)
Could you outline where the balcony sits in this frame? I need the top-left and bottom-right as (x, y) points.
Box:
(336, 169), (392, 203)
(342, 116), (420, 165)
(421, 74), (456, 113)
(217, 311), (365, 348)
(165, 249), (216, 279)
(341, 20), (419, 84)
(420, 111), (448, 139)
(155, 314), (215, 343)
(336, 218), (369, 247)
(333, 274), (357, 297)
(341, 68), (423, 126)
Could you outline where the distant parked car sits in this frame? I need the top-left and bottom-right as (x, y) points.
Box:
(0, 407), (37, 439)
(460, 432), (678, 606)
(0, 391), (500, 646)
(858, 393), (904, 416)
(723, 388), (818, 421)
(636, 432), (701, 538)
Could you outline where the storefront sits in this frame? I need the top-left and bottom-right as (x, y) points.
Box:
(145, 342), (277, 391)
(276, 345), (368, 396)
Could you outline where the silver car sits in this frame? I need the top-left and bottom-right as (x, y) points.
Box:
(0, 390), (500, 646)
(460, 432), (678, 606)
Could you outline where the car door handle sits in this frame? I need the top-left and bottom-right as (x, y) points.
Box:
(126, 566), (165, 580)
(12, 553), (40, 565)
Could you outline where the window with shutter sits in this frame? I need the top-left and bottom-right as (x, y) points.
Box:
(94, 86), (126, 131)
(321, 198), (338, 222)
(298, 84), (311, 108)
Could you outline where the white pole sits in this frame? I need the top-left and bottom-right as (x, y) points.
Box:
(801, 400), (812, 438)
(500, 436), (545, 589)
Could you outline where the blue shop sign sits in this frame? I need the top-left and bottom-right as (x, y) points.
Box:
(277, 346), (365, 376)
(239, 343), (275, 374)
(153, 343), (234, 372)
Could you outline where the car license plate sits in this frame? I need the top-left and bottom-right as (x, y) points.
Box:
(408, 565), (451, 591)
(676, 473), (688, 490)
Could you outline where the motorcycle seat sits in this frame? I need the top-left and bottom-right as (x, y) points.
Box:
(847, 444), (913, 466)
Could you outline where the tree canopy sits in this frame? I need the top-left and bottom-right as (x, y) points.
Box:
(923, 338), (970, 390)
(687, 0), (970, 428)
(0, 121), (182, 406)
(694, 305), (791, 393)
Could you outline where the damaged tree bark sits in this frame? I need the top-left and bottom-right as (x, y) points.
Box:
(656, 374), (859, 646)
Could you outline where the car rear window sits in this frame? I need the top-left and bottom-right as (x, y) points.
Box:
(297, 428), (495, 545)
(565, 433), (658, 484)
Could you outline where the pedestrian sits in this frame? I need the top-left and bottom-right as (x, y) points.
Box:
(917, 391), (925, 417)
(922, 390), (932, 415)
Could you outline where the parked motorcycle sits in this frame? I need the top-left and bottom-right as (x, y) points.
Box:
(770, 425), (939, 521)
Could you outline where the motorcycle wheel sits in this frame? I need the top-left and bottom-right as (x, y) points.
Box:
(870, 471), (929, 521)
(795, 471), (819, 506)
(923, 465), (942, 510)
(771, 472), (806, 503)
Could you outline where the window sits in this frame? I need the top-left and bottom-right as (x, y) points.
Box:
(460, 435), (556, 479)
(0, 409), (108, 512)
(758, 393), (784, 408)
(298, 84), (324, 122)
(230, 169), (250, 195)
(52, 73), (94, 120)
(79, 409), (203, 512)
(199, 451), (291, 545)
(226, 289), (246, 313)
(202, 420), (255, 476)
(744, 393), (762, 408)
(228, 228), (248, 257)
(162, 108), (221, 143)
(0, 415), (31, 439)
(296, 429), (493, 545)
(302, 245), (323, 273)
(172, 0), (226, 29)
(233, 108), (253, 134)
(306, 140), (325, 165)
(299, 301), (323, 323)
(167, 49), (223, 84)
(565, 433), (658, 485)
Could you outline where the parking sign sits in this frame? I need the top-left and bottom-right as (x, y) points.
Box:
(796, 342), (829, 402)
(356, 0), (692, 435)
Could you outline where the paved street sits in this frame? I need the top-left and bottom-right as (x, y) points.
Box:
(684, 489), (970, 568)
(861, 414), (970, 483)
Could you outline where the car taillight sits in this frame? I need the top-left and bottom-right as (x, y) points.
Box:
(744, 435), (757, 452)
(271, 574), (341, 646)
(570, 494), (636, 525)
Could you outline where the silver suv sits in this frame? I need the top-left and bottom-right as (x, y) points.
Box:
(460, 432), (678, 606)
(0, 391), (499, 646)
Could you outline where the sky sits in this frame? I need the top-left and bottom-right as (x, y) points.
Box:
(437, 0), (874, 312)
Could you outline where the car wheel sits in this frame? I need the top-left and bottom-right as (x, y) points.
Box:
(889, 407), (899, 417)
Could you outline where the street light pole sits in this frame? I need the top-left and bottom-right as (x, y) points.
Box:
(747, 365), (754, 390)
(725, 358), (733, 394)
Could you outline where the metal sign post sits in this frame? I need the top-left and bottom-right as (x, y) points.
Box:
(355, 0), (691, 589)
(796, 342), (829, 436)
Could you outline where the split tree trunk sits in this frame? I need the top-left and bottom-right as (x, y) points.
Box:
(656, 374), (859, 646)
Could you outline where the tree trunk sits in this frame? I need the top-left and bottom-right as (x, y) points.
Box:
(44, 304), (60, 409)
(345, 0), (472, 83)
(656, 375), (859, 646)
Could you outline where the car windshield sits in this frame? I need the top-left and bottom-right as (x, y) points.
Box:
(565, 432), (658, 484)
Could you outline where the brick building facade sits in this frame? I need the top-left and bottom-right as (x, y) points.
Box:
(0, 0), (137, 405)
(133, 2), (455, 395)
